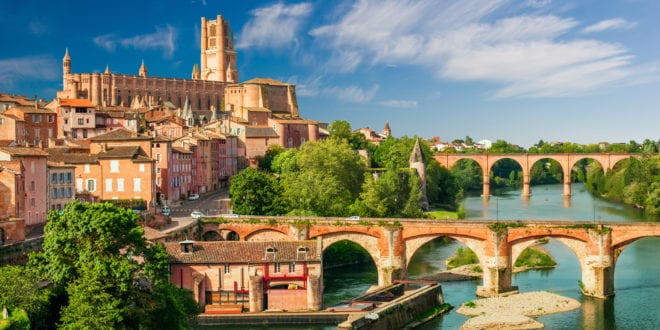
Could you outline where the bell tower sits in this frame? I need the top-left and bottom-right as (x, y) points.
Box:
(200, 15), (238, 83)
(62, 48), (71, 90)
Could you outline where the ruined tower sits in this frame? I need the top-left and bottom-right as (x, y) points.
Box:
(409, 138), (429, 211)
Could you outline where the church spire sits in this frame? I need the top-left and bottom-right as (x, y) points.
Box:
(192, 64), (200, 80)
(139, 59), (147, 77)
(409, 138), (429, 211)
(104, 65), (110, 74)
(382, 121), (391, 137)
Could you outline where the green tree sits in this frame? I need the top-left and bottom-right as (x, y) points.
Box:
(426, 161), (461, 210)
(230, 167), (285, 215)
(0, 265), (51, 327)
(257, 144), (285, 172)
(451, 159), (483, 192)
(271, 148), (299, 174)
(328, 120), (352, 141)
(29, 202), (199, 328)
(352, 168), (423, 218)
(281, 139), (367, 216)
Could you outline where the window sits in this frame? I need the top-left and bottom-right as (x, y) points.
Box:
(289, 262), (296, 272)
(48, 115), (54, 123)
(105, 178), (113, 192)
(59, 173), (64, 183)
(66, 173), (72, 183)
(84, 164), (90, 173)
(66, 188), (72, 198)
(78, 118), (84, 125)
(76, 178), (83, 192)
(156, 177), (161, 186)
(51, 188), (57, 198)
(274, 262), (281, 273)
(224, 264), (230, 274)
(87, 179), (96, 192)
(30, 198), (35, 206)
(156, 167), (161, 173)
(30, 181), (35, 191)
(33, 114), (41, 123)
(156, 154), (161, 163)
(139, 164), (145, 172)
(51, 173), (57, 183)
(133, 178), (141, 192)
(110, 160), (119, 173)
(117, 179), (124, 192)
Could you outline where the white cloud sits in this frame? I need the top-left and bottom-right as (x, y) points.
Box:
(308, 0), (647, 98)
(93, 25), (177, 57)
(525, 0), (552, 8)
(582, 18), (637, 34)
(0, 56), (58, 89)
(379, 100), (417, 108)
(237, 2), (313, 49)
(323, 84), (379, 103)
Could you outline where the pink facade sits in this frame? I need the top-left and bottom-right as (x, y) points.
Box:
(0, 161), (25, 220)
(0, 114), (27, 145)
(2, 106), (57, 147)
(164, 240), (322, 313)
(0, 147), (49, 226)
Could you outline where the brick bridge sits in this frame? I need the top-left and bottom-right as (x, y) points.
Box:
(433, 153), (635, 197)
(200, 217), (660, 299)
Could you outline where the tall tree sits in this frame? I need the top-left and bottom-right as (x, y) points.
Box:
(230, 167), (285, 215)
(280, 139), (367, 216)
(29, 202), (199, 328)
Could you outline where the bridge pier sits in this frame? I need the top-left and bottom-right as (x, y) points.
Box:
(476, 229), (518, 297)
(522, 174), (531, 197)
(482, 177), (491, 197)
(377, 227), (406, 286)
(581, 256), (615, 298)
(563, 179), (572, 196)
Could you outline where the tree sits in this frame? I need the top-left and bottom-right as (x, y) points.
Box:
(352, 167), (423, 218)
(280, 139), (367, 216)
(29, 202), (199, 328)
(0, 265), (50, 326)
(229, 167), (285, 215)
(257, 144), (285, 172)
(328, 120), (352, 141)
(426, 161), (461, 210)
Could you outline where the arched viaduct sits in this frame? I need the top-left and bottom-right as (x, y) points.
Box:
(433, 153), (635, 197)
(199, 217), (660, 299)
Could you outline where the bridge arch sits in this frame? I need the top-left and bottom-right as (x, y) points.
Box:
(405, 234), (486, 269)
(318, 232), (381, 266)
(245, 229), (290, 241)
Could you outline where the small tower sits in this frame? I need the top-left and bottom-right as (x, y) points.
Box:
(382, 121), (391, 137)
(62, 48), (71, 89)
(139, 59), (147, 77)
(409, 138), (429, 211)
(192, 64), (201, 80)
(104, 65), (110, 74)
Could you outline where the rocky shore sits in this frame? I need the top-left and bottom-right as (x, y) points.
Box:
(456, 291), (580, 329)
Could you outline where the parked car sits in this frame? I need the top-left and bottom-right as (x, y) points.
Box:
(188, 194), (200, 201)
(223, 213), (240, 218)
(190, 211), (205, 219)
(346, 215), (360, 220)
(161, 207), (171, 216)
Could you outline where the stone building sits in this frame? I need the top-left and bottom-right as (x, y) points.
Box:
(0, 160), (25, 220)
(164, 240), (322, 313)
(47, 161), (76, 211)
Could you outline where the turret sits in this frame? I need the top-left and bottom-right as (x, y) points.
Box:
(63, 48), (71, 89)
(382, 121), (391, 137)
(139, 59), (147, 77)
(409, 138), (429, 211)
(192, 64), (200, 80)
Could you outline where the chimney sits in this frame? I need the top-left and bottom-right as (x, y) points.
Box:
(180, 240), (195, 253)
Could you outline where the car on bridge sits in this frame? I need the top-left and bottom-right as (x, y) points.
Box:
(188, 193), (200, 201)
(346, 216), (360, 220)
(190, 211), (205, 219)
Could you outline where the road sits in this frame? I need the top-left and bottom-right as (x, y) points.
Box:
(167, 188), (230, 218)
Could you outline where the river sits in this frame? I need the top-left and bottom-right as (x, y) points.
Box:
(325, 183), (660, 329)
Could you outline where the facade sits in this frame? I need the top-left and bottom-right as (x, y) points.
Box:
(170, 146), (193, 203)
(47, 161), (76, 211)
(164, 240), (322, 313)
(47, 98), (97, 139)
(0, 147), (49, 226)
(0, 161), (25, 220)
(2, 106), (57, 147)
(0, 93), (36, 111)
(0, 113), (27, 146)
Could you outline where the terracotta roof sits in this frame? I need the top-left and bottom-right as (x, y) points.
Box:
(164, 240), (320, 264)
(0, 160), (23, 173)
(5, 106), (56, 114)
(0, 146), (49, 157)
(245, 126), (279, 138)
(46, 148), (98, 164)
(242, 78), (290, 86)
(59, 98), (95, 107)
(172, 146), (192, 154)
(0, 113), (24, 121)
(90, 128), (152, 141)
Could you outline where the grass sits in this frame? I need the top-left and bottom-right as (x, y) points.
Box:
(447, 246), (479, 269)
(425, 210), (459, 219)
(514, 247), (557, 268)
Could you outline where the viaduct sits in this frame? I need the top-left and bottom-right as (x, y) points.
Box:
(199, 217), (660, 299)
(433, 153), (635, 197)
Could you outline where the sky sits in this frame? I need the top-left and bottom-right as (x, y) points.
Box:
(1, 0), (659, 148)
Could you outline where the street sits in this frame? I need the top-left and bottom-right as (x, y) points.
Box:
(166, 188), (231, 218)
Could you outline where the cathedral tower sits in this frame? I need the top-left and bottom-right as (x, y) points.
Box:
(200, 15), (238, 83)
(62, 48), (71, 90)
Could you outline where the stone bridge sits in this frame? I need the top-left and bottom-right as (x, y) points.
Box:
(433, 153), (635, 197)
(199, 217), (660, 299)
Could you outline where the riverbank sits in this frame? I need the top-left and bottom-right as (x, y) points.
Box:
(456, 291), (580, 329)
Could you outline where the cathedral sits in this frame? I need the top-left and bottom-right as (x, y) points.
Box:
(56, 14), (321, 165)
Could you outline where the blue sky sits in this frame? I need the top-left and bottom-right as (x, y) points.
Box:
(1, 0), (659, 147)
